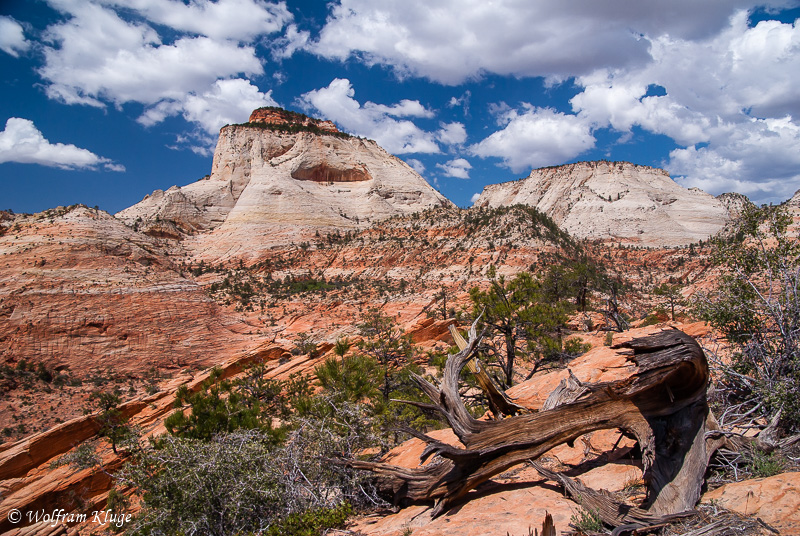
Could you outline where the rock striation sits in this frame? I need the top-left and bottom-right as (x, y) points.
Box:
(117, 108), (451, 262)
(474, 161), (732, 247)
(0, 205), (259, 379)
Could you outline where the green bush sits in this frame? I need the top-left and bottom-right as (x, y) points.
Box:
(468, 267), (569, 388)
(119, 420), (378, 536)
(570, 507), (604, 532)
(315, 354), (381, 404)
(87, 390), (132, 454)
(164, 366), (287, 443)
(563, 337), (591, 357)
(748, 449), (785, 478)
(113, 313), (449, 535)
(263, 503), (352, 536)
(695, 204), (800, 432)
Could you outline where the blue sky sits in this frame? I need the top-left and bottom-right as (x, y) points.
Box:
(1, 0), (799, 214)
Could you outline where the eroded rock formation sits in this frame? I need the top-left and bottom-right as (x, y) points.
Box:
(0, 206), (258, 372)
(117, 108), (451, 262)
(475, 161), (733, 247)
(248, 107), (339, 133)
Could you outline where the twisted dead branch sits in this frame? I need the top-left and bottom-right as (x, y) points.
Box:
(351, 322), (728, 530)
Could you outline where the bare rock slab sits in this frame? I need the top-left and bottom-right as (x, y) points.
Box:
(702, 472), (800, 533)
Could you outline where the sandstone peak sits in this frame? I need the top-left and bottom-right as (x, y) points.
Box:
(475, 160), (732, 247)
(247, 107), (339, 134)
(116, 108), (451, 262)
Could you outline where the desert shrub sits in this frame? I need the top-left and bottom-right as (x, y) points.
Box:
(468, 267), (569, 388)
(641, 312), (664, 326)
(653, 282), (685, 321)
(118, 431), (322, 536)
(120, 405), (381, 536)
(563, 337), (592, 357)
(36, 363), (53, 382)
(570, 506), (604, 532)
(747, 449), (785, 478)
(116, 315), (441, 535)
(164, 365), (288, 443)
(695, 204), (800, 432)
(292, 331), (319, 356)
(315, 341), (443, 448)
(315, 353), (381, 404)
(51, 442), (100, 470)
(87, 390), (132, 454)
(262, 503), (351, 536)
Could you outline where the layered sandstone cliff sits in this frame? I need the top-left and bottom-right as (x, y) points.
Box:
(0, 206), (260, 379)
(117, 108), (451, 261)
(475, 161), (732, 247)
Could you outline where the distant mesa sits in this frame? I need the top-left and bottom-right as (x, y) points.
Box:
(117, 106), (764, 255)
(475, 160), (735, 247)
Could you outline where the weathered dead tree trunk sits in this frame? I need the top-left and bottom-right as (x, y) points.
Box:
(448, 323), (527, 417)
(351, 322), (722, 529)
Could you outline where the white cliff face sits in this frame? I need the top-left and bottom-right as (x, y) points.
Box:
(786, 189), (800, 209)
(117, 122), (451, 261)
(785, 189), (800, 233)
(475, 161), (732, 247)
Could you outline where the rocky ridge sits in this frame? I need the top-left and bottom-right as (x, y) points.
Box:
(475, 161), (732, 247)
(786, 188), (800, 227)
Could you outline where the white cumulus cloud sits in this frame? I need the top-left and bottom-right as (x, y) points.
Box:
(0, 118), (124, 171)
(309, 1), (800, 202)
(668, 116), (800, 202)
(96, 0), (292, 41)
(139, 79), (277, 133)
(404, 158), (426, 175)
(0, 16), (30, 57)
(40, 2), (264, 108)
(300, 78), (440, 154)
(36, 0), (290, 144)
(309, 0), (770, 85)
(471, 106), (595, 172)
(437, 122), (467, 145)
(141, 78), (277, 154)
(570, 12), (800, 202)
(366, 99), (434, 118)
(436, 157), (472, 179)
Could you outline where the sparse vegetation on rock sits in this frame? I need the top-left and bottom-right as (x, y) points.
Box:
(468, 266), (569, 388)
(695, 203), (800, 432)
